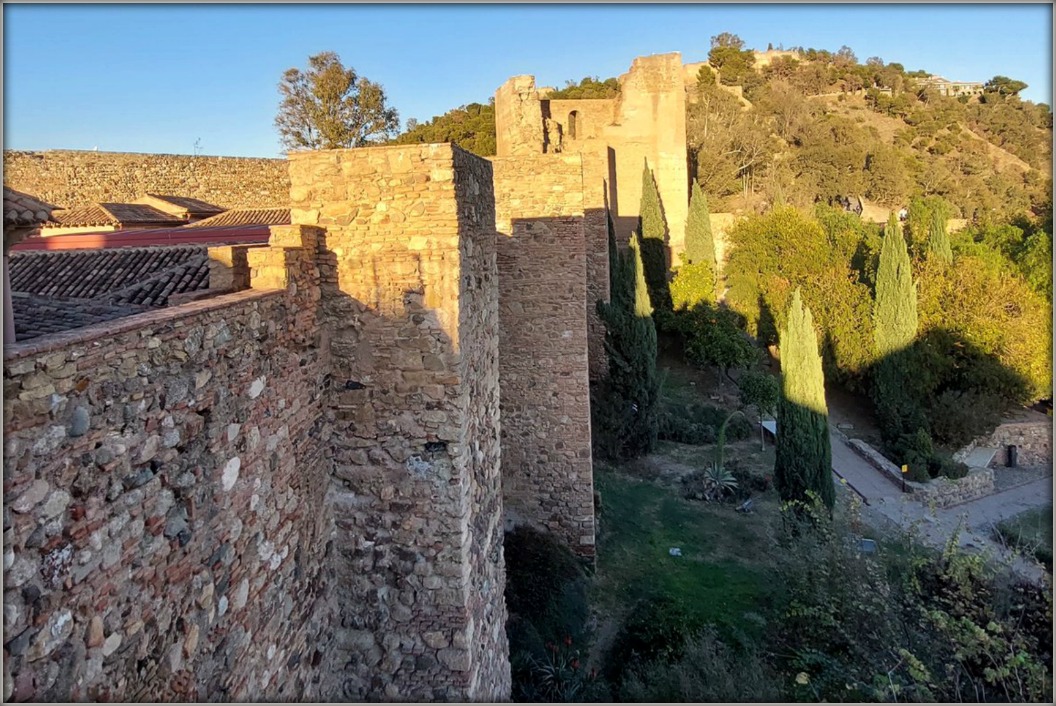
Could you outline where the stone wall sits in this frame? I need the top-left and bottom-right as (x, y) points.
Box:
(288, 144), (510, 701)
(495, 53), (690, 264)
(491, 154), (596, 558)
(846, 439), (995, 509)
(981, 420), (1052, 469)
(3, 150), (289, 210)
(2, 235), (334, 702)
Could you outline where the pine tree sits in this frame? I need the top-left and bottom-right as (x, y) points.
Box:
(927, 208), (953, 266)
(873, 214), (917, 357)
(671, 181), (718, 310)
(774, 289), (835, 509)
(637, 163), (672, 311)
(596, 233), (660, 459)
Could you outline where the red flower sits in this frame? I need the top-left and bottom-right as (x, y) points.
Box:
(564, 635), (572, 647)
(571, 659), (580, 670)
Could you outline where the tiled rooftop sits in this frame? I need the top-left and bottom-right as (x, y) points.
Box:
(135, 194), (225, 218)
(47, 203), (185, 228)
(186, 207), (291, 228)
(9, 245), (210, 306)
(12, 292), (151, 341)
(4, 187), (56, 228)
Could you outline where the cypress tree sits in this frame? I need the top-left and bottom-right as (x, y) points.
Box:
(670, 181), (718, 310)
(774, 289), (835, 509)
(872, 214), (922, 442)
(597, 233), (660, 458)
(638, 163), (672, 311)
(927, 208), (953, 266)
(684, 181), (716, 267)
(874, 214), (917, 357)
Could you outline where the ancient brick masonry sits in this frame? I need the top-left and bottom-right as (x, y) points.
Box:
(289, 144), (510, 701)
(491, 154), (599, 557)
(2, 232), (335, 701)
(3, 150), (289, 210)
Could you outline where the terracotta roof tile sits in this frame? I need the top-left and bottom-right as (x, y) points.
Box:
(186, 207), (290, 228)
(9, 245), (210, 305)
(48, 204), (116, 227)
(135, 194), (225, 218)
(48, 203), (185, 227)
(4, 187), (56, 227)
(12, 292), (150, 341)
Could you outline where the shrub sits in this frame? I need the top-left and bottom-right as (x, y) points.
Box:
(927, 389), (1007, 448)
(618, 626), (782, 702)
(771, 499), (1054, 702)
(657, 402), (752, 445)
(504, 525), (589, 658)
(603, 596), (702, 685)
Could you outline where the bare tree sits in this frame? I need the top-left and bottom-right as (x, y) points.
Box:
(275, 51), (399, 152)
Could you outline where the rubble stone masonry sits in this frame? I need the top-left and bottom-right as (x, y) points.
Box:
(288, 144), (510, 700)
(2, 235), (333, 701)
(3, 150), (289, 210)
(491, 154), (597, 558)
(4, 137), (603, 700)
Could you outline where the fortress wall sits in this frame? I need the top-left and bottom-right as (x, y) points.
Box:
(2, 240), (334, 702)
(3, 150), (289, 210)
(491, 154), (596, 559)
(608, 53), (690, 262)
(494, 54), (690, 268)
(289, 144), (509, 701)
(495, 77), (545, 157)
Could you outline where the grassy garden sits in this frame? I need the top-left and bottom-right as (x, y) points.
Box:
(995, 505), (1053, 571)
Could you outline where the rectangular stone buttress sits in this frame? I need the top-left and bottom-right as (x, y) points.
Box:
(288, 144), (509, 701)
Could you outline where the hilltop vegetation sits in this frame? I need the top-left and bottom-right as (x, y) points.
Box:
(393, 38), (1051, 227)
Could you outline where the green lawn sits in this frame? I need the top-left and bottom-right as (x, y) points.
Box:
(995, 505), (1053, 570)
(591, 464), (779, 639)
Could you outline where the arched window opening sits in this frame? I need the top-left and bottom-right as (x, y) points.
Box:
(567, 111), (579, 140)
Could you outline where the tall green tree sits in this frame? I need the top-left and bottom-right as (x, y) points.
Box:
(927, 208), (953, 266)
(872, 214), (923, 443)
(671, 181), (718, 310)
(638, 163), (671, 311)
(774, 289), (835, 509)
(596, 233), (660, 459)
(873, 214), (917, 357)
(684, 181), (716, 267)
(275, 51), (399, 151)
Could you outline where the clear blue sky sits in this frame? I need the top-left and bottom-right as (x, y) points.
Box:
(4, 3), (1052, 158)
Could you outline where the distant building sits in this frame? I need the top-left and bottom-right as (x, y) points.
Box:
(185, 206), (290, 228)
(41, 202), (185, 236)
(132, 194), (224, 222)
(918, 75), (984, 97)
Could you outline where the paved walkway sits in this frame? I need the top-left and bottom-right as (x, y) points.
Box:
(828, 429), (1052, 584)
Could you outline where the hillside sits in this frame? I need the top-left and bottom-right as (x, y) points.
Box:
(393, 43), (1052, 225)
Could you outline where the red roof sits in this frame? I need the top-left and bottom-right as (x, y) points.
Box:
(10, 224), (272, 251)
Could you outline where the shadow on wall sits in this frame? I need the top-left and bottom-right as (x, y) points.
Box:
(313, 234), (509, 702)
(496, 216), (596, 559)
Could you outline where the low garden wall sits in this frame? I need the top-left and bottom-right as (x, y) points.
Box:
(846, 439), (994, 509)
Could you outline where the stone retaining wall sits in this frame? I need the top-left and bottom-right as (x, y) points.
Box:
(3, 150), (289, 210)
(846, 438), (995, 509)
(3, 233), (334, 702)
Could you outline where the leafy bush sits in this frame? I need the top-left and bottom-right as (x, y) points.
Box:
(927, 389), (1008, 448)
(657, 402), (752, 445)
(618, 626), (782, 703)
(603, 596), (702, 685)
(504, 525), (590, 660)
(772, 499), (1054, 702)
